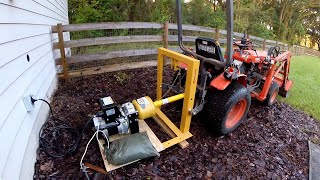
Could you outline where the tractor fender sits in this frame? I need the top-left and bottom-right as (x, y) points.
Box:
(210, 73), (247, 90)
(210, 73), (231, 90)
(237, 74), (247, 87)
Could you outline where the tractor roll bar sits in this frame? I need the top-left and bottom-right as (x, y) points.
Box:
(175, 0), (230, 67)
(226, 0), (234, 64)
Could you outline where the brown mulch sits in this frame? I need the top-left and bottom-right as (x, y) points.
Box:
(34, 67), (320, 179)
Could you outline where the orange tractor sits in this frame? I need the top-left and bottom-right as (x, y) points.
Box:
(170, 0), (293, 135)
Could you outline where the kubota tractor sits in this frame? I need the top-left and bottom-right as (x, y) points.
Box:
(169, 0), (293, 135)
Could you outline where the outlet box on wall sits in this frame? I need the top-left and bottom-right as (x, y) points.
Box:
(22, 95), (37, 112)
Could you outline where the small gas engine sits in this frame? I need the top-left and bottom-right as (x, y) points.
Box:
(93, 95), (184, 137)
(93, 96), (139, 137)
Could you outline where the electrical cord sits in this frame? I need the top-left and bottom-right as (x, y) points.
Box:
(79, 122), (110, 180)
(32, 97), (93, 158)
(80, 130), (98, 179)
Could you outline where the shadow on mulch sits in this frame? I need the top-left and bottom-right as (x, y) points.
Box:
(34, 67), (320, 179)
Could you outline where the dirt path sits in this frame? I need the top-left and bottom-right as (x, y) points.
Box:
(34, 67), (320, 179)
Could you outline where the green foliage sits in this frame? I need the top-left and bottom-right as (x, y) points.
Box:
(304, 7), (320, 50)
(114, 72), (131, 83)
(150, 0), (173, 23)
(184, 0), (211, 25)
(67, 0), (320, 45)
(68, 0), (127, 23)
(248, 23), (274, 40)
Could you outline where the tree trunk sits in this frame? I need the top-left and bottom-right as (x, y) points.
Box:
(128, 0), (139, 21)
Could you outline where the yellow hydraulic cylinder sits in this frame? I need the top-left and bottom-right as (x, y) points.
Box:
(132, 94), (185, 120)
(153, 93), (185, 107)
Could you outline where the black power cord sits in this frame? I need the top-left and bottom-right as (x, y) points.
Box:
(32, 97), (92, 158)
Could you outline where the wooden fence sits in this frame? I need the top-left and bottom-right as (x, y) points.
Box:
(52, 22), (313, 80)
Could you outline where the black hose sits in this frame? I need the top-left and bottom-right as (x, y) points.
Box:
(33, 98), (92, 158)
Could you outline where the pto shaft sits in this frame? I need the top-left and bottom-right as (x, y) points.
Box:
(132, 94), (185, 119)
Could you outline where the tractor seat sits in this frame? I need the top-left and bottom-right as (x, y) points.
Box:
(195, 37), (225, 63)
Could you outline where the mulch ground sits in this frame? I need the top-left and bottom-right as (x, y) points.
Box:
(34, 67), (320, 179)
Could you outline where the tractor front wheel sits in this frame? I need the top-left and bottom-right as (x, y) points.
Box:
(263, 82), (279, 106)
(204, 82), (251, 135)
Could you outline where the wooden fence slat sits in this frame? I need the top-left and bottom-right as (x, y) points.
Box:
(67, 49), (157, 63)
(53, 35), (163, 49)
(163, 21), (169, 48)
(55, 47), (182, 64)
(219, 29), (227, 35)
(168, 35), (229, 44)
(215, 28), (219, 40)
(168, 23), (215, 33)
(168, 35), (197, 42)
(266, 39), (277, 44)
(250, 35), (264, 41)
(234, 32), (244, 38)
(61, 60), (159, 78)
(57, 23), (69, 80)
(52, 22), (163, 33)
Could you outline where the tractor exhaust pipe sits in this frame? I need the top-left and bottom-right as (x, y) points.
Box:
(175, 0), (227, 67)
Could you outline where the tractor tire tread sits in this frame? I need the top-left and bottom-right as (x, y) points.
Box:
(204, 82), (251, 135)
(263, 82), (279, 106)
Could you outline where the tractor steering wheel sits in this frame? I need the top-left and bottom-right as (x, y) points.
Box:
(268, 46), (281, 58)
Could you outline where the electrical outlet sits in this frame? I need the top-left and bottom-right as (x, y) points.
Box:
(22, 95), (36, 112)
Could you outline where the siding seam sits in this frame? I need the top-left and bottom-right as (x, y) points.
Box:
(17, 67), (57, 177)
(0, 23), (53, 26)
(0, 3), (68, 23)
(0, 50), (53, 126)
(54, 0), (68, 13)
(62, 0), (68, 7)
(32, 0), (68, 20)
(58, 0), (68, 10)
(0, 37), (58, 68)
(45, 0), (68, 17)
(1, 64), (56, 178)
(0, 32), (50, 45)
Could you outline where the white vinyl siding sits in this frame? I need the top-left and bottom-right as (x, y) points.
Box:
(0, 0), (69, 179)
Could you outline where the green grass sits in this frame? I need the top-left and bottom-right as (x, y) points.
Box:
(279, 55), (320, 121)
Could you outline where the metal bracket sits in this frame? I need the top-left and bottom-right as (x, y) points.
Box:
(191, 100), (206, 115)
(192, 71), (208, 115)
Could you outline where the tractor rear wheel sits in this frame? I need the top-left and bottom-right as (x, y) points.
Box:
(263, 82), (279, 106)
(204, 82), (251, 135)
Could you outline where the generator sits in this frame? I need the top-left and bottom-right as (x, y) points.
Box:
(93, 96), (139, 137)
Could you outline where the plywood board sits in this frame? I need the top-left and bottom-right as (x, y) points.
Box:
(98, 120), (164, 172)
(309, 141), (320, 180)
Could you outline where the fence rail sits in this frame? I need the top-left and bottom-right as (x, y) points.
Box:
(52, 21), (316, 80)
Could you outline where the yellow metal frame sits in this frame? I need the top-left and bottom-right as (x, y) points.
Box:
(152, 47), (199, 149)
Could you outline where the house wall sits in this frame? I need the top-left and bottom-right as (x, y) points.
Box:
(0, 0), (69, 179)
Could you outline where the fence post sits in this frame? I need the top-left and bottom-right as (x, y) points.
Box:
(57, 23), (69, 81)
(263, 38), (266, 50)
(163, 21), (169, 49)
(215, 28), (219, 41)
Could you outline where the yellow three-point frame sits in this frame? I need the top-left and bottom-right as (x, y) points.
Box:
(98, 48), (200, 172)
(153, 48), (199, 149)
